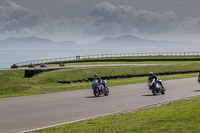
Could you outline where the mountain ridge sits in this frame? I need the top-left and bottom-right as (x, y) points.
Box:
(0, 35), (199, 49)
(0, 36), (78, 49)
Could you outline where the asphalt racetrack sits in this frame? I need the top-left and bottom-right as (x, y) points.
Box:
(0, 63), (170, 70)
(0, 77), (200, 133)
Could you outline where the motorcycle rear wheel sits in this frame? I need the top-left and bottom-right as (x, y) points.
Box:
(161, 87), (165, 94)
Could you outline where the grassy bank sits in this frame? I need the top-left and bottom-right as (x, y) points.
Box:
(0, 69), (198, 98)
(26, 61), (200, 84)
(2, 56), (200, 132)
(19, 55), (200, 68)
(1, 56), (200, 98)
(32, 96), (200, 133)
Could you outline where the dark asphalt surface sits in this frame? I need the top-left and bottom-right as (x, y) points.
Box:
(0, 64), (170, 70)
(0, 77), (200, 133)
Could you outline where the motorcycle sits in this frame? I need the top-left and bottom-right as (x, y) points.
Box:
(11, 64), (18, 69)
(28, 64), (35, 68)
(59, 62), (65, 67)
(40, 63), (47, 68)
(198, 77), (200, 84)
(92, 80), (109, 97)
(148, 79), (165, 95)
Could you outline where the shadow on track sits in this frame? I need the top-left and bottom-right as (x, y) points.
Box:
(193, 90), (200, 92)
(85, 95), (106, 98)
(85, 96), (96, 98)
(142, 94), (162, 96)
(142, 94), (155, 96)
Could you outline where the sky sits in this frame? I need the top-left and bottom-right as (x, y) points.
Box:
(1, 0), (200, 44)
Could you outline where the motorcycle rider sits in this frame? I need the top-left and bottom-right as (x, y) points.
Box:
(148, 72), (164, 88)
(93, 73), (102, 84)
(198, 72), (200, 83)
(93, 73), (104, 92)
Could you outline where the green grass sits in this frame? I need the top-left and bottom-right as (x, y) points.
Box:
(47, 55), (200, 63)
(19, 55), (200, 67)
(2, 56), (199, 132)
(32, 96), (200, 133)
(34, 61), (200, 83)
(20, 61), (169, 68)
(0, 68), (198, 99)
(2, 56), (200, 98)
(2, 56), (200, 132)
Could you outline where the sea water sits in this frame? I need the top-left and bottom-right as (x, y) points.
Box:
(1, 47), (200, 68)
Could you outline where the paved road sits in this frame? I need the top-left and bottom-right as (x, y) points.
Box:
(0, 77), (200, 133)
(0, 64), (170, 70)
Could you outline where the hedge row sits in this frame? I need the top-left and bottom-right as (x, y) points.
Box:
(25, 57), (200, 77)
(24, 68), (64, 77)
(49, 58), (200, 64)
(57, 70), (200, 84)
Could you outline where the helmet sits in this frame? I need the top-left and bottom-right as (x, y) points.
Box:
(94, 73), (98, 77)
(149, 72), (154, 76)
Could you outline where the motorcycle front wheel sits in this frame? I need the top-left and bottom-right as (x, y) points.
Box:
(93, 89), (99, 97)
(104, 87), (109, 96)
(152, 87), (158, 95)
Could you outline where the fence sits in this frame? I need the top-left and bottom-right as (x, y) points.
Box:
(15, 52), (200, 66)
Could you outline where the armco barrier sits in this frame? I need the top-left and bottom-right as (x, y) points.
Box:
(15, 52), (200, 67)
(37, 58), (200, 65)
(57, 70), (200, 84)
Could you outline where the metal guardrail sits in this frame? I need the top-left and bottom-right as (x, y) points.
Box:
(15, 52), (200, 66)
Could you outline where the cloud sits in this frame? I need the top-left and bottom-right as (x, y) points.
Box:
(83, 2), (180, 35)
(175, 17), (200, 33)
(0, 0), (50, 34)
(1, 1), (200, 41)
(19, 28), (35, 35)
(78, 2), (200, 36)
(3, 30), (16, 35)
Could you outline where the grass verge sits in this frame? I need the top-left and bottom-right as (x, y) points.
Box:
(19, 55), (200, 67)
(1, 57), (200, 98)
(31, 96), (200, 133)
(0, 70), (197, 99)
(2, 56), (199, 132)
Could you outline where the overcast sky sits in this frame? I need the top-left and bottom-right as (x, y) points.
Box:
(1, 0), (200, 43)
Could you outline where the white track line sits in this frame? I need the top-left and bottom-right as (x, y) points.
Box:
(19, 94), (200, 133)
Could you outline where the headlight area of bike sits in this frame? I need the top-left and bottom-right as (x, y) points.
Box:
(92, 80), (99, 88)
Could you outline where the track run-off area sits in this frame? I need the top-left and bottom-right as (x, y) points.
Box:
(0, 77), (200, 133)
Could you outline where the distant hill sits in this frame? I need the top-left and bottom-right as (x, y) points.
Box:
(94, 35), (150, 47)
(3, 36), (53, 44)
(0, 36), (78, 49)
(0, 35), (199, 50)
(82, 34), (199, 48)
